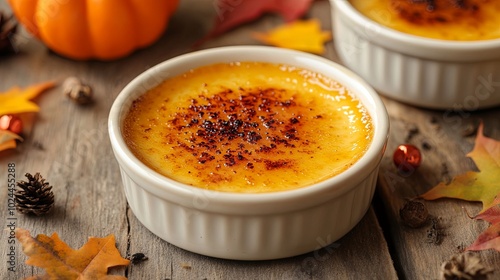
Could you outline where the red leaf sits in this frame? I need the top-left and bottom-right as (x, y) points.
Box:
(475, 196), (500, 224)
(203, 0), (314, 41)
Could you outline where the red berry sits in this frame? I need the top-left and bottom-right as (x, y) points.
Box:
(393, 144), (421, 175)
(0, 115), (23, 135)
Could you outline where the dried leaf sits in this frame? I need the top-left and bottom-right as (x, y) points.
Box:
(203, 0), (314, 41)
(0, 81), (55, 116)
(0, 129), (22, 151)
(253, 19), (331, 54)
(467, 222), (500, 252)
(421, 123), (500, 213)
(16, 228), (130, 280)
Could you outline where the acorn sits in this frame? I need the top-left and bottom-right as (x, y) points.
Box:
(399, 200), (428, 228)
(63, 77), (93, 105)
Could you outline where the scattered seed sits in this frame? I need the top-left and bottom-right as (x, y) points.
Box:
(32, 141), (45, 150)
(441, 162), (451, 183)
(130, 253), (148, 264)
(181, 262), (192, 269)
(461, 123), (478, 137)
(421, 141), (432, 151)
(426, 217), (444, 245)
(404, 123), (419, 142)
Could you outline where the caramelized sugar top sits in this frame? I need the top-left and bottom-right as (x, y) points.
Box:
(350, 0), (500, 40)
(123, 62), (373, 193)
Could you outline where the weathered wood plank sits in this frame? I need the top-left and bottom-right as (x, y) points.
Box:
(127, 207), (396, 280)
(0, 0), (397, 279)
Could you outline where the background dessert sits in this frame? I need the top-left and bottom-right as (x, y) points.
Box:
(350, 0), (500, 40)
(332, 0), (500, 109)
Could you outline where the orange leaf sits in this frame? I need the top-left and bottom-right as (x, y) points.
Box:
(253, 19), (332, 54)
(16, 228), (130, 280)
(0, 81), (55, 116)
(421, 123), (500, 213)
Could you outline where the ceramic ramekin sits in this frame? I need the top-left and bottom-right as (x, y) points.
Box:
(331, 0), (500, 110)
(108, 46), (389, 260)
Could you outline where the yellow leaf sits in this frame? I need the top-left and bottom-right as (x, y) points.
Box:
(0, 130), (23, 152)
(0, 81), (55, 116)
(253, 19), (332, 54)
(421, 123), (500, 213)
(16, 228), (130, 280)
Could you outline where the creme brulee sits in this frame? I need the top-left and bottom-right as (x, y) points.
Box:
(123, 62), (373, 193)
(350, 0), (500, 41)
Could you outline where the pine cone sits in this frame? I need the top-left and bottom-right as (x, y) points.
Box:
(15, 173), (55, 216)
(0, 11), (18, 55)
(441, 253), (493, 280)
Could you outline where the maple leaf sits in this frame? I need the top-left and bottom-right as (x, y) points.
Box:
(253, 19), (332, 54)
(465, 196), (500, 252)
(421, 123), (500, 213)
(0, 81), (55, 116)
(16, 228), (130, 280)
(201, 0), (314, 42)
(475, 196), (500, 224)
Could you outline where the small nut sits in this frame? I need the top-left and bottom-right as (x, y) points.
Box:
(63, 77), (93, 105)
(399, 200), (429, 228)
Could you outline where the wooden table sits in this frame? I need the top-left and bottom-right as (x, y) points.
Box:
(1, 0), (499, 279)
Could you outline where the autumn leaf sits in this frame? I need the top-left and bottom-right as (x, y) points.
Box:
(16, 228), (130, 280)
(466, 222), (500, 252)
(0, 81), (55, 116)
(253, 19), (332, 54)
(465, 196), (500, 252)
(201, 0), (314, 43)
(0, 81), (54, 153)
(421, 123), (500, 213)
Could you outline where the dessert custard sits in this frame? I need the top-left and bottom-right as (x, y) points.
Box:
(350, 0), (500, 41)
(123, 62), (373, 193)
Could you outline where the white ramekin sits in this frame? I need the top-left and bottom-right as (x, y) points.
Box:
(331, 0), (500, 110)
(108, 46), (389, 260)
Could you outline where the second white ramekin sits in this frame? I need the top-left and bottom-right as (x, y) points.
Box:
(331, 0), (500, 110)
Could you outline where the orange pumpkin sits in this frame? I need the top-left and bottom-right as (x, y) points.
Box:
(8, 0), (179, 60)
